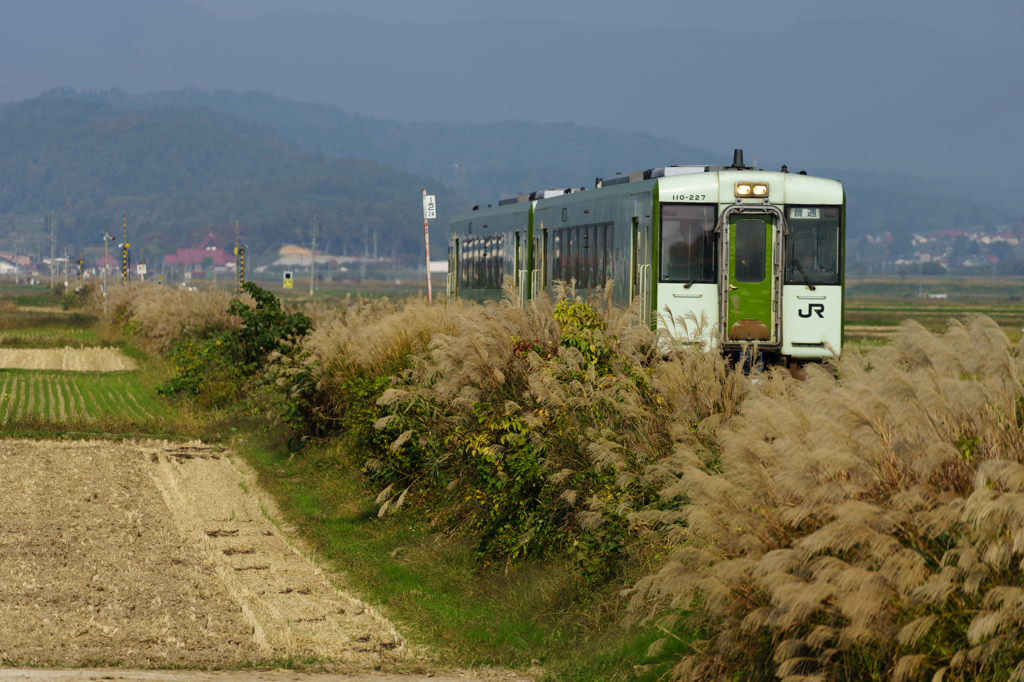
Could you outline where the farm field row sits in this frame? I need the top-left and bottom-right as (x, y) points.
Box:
(0, 371), (166, 423)
(0, 328), (104, 347)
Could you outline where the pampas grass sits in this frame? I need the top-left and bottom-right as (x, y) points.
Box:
(632, 315), (1024, 682)
(95, 282), (250, 353)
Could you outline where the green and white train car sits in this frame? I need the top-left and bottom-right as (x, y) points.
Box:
(447, 150), (844, 364)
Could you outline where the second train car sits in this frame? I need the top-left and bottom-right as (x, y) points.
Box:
(446, 150), (844, 365)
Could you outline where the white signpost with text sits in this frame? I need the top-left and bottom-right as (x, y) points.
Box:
(422, 190), (435, 305)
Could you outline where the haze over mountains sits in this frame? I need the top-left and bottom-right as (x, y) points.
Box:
(0, 0), (1020, 268)
(0, 89), (1014, 270)
(0, 95), (459, 262)
(2, 0), (1021, 192)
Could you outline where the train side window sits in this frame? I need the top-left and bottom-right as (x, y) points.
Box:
(785, 206), (841, 285)
(557, 228), (565, 280)
(659, 204), (717, 284)
(491, 236), (499, 286)
(462, 240), (468, 288)
(604, 224), (614, 286)
(567, 228), (576, 286)
(497, 235), (505, 288)
(474, 238), (481, 289)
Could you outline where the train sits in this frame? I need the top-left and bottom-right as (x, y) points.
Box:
(446, 150), (844, 369)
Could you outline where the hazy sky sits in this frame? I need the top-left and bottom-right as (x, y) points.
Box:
(2, 0), (1020, 195)
(187, 0), (1024, 50)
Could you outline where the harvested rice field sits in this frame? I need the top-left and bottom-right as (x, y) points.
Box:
(0, 348), (135, 372)
(0, 440), (411, 670)
(0, 371), (163, 424)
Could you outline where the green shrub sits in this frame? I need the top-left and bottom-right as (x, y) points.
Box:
(159, 282), (310, 403)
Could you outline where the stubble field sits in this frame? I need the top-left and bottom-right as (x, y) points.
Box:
(0, 439), (408, 670)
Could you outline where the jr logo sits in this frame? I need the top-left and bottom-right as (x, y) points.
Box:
(798, 303), (825, 319)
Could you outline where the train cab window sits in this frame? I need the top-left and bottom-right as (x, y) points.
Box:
(734, 219), (767, 283)
(660, 204), (717, 283)
(785, 206), (841, 286)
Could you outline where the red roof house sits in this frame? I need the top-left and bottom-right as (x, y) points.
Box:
(164, 233), (235, 268)
(95, 253), (120, 268)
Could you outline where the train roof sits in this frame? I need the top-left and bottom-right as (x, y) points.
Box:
(453, 171), (842, 223)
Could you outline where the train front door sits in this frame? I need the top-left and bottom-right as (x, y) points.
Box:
(726, 214), (776, 343)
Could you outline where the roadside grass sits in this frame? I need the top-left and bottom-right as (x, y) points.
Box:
(234, 434), (691, 681)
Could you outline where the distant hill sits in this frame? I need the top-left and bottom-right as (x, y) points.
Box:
(71, 88), (724, 205)
(3, 2), (1021, 186)
(71, 89), (1016, 246)
(0, 95), (461, 263)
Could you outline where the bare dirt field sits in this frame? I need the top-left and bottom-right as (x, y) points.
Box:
(0, 440), (448, 674)
(0, 349), (136, 372)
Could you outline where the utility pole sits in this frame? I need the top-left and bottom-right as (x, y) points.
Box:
(102, 227), (114, 314)
(309, 214), (319, 297)
(47, 213), (56, 289)
(234, 218), (240, 295)
(422, 189), (435, 305)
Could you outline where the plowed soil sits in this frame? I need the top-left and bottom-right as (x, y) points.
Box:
(0, 349), (135, 372)
(0, 440), (404, 670)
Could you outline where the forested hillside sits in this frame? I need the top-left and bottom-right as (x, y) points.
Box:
(73, 87), (723, 204)
(0, 94), (461, 262)
(73, 88), (1016, 247)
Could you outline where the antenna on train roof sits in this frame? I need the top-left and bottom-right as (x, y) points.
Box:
(729, 149), (746, 169)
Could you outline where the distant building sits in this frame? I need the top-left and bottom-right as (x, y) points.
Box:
(94, 253), (120, 270)
(274, 243), (353, 268)
(0, 253), (33, 268)
(164, 233), (234, 269)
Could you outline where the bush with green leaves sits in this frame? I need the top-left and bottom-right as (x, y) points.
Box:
(279, 281), (687, 576)
(159, 282), (310, 404)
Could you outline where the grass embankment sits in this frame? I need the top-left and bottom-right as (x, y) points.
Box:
(232, 434), (691, 680)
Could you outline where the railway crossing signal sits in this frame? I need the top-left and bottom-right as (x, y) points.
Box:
(121, 215), (130, 283)
(235, 245), (245, 291)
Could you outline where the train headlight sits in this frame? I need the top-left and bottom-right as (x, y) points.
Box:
(752, 183), (768, 196)
(735, 183), (753, 196)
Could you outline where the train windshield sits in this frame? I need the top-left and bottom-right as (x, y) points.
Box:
(660, 204), (717, 284)
(785, 206), (841, 285)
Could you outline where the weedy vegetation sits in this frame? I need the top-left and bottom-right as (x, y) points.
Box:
(87, 279), (1024, 681)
